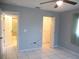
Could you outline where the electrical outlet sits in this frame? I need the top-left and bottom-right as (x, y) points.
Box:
(33, 42), (37, 44)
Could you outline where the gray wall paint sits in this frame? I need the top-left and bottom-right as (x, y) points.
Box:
(0, 3), (60, 50)
(1, 2), (79, 54)
(60, 9), (79, 53)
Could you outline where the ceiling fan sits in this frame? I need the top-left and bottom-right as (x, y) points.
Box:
(40, 0), (77, 8)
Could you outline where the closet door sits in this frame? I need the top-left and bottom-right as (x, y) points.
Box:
(0, 9), (3, 59)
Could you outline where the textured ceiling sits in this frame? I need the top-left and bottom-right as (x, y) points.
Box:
(1, 0), (79, 12)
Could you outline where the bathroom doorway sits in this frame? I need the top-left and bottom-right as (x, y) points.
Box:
(42, 16), (55, 49)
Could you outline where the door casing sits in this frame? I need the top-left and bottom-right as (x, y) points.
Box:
(1, 11), (19, 59)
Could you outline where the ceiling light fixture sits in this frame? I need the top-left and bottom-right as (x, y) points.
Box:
(56, 0), (63, 7)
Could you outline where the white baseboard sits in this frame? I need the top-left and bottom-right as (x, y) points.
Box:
(60, 47), (79, 56)
(19, 48), (41, 53)
(54, 45), (59, 48)
(19, 46), (79, 57)
(19, 45), (59, 53)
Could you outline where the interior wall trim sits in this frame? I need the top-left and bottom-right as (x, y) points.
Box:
(19, 48), (41, 53)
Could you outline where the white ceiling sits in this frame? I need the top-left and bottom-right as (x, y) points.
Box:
(1, 0), (79, 12)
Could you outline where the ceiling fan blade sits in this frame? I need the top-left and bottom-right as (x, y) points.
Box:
(40, 0), (57, 4)
(64, 0), (77, 5)
(54, 4), (58, 8)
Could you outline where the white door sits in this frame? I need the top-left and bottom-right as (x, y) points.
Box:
(0, 9), (3, 59)
(42, 16), (55, 49)
(1, 11), (18, 59)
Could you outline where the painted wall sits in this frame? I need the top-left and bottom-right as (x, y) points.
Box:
(0, 3), (60, 51)
(60, 9), (79, 53)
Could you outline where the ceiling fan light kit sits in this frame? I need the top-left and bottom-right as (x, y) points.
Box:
(40, 0), (77, 8)
(56, 0), (63, 7)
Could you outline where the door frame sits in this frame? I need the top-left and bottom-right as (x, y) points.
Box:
(1, 11), (19, 55)
(42, 16), (55, 48)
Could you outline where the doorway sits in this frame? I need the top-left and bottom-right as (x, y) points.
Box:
(1, 12), (18, 59)
(42, 16), (55, 49)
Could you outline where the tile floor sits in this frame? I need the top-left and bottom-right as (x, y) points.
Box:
(18, 48), (79, 59)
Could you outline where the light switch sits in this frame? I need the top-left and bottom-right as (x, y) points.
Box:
(24, 29), (27, 32)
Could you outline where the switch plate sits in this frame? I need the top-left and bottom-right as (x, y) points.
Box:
(24, 29), (27, 32)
